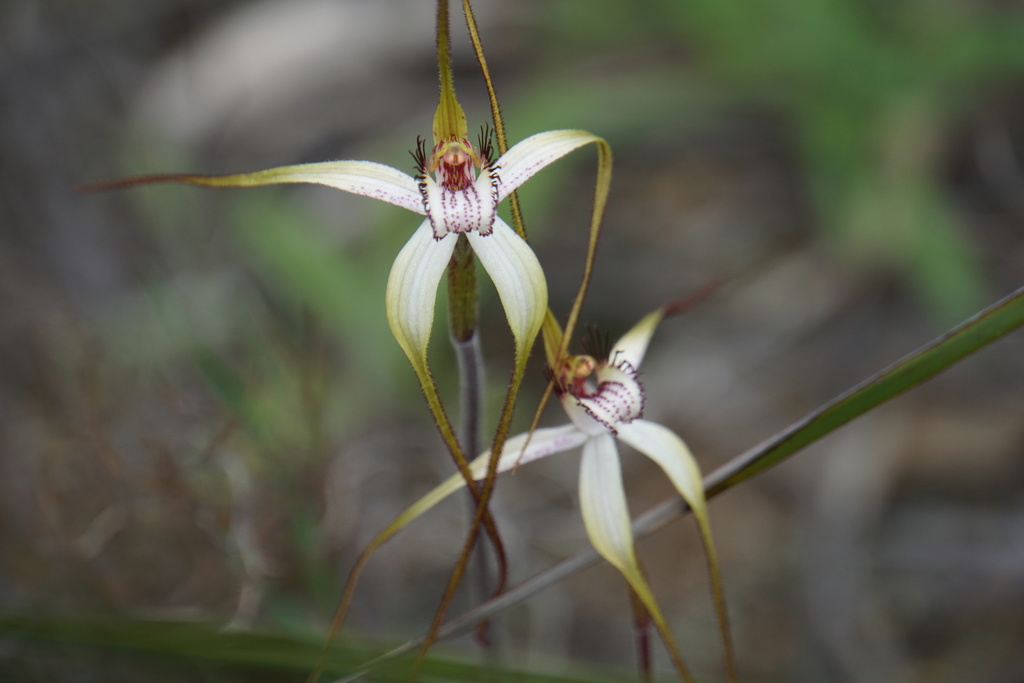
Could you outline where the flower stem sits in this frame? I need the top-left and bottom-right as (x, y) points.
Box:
(447, 235), (477, 343)
(628, 584), (654, 683)
(447, 234), (500, 648)
(452, 332), (498, 648)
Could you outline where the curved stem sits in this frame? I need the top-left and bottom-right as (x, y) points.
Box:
(695, 516), (737, 683)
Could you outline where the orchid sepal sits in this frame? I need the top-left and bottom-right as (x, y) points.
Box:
(493, 129), (604, 203)
(96, 161), (425, 215)
(385, 220), (458, 374)
(466, 218), (547, 358)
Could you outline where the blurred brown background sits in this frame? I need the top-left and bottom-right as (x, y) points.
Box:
(2, 0), (1024, 681)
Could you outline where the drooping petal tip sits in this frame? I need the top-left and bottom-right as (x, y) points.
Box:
(578, 434), (639, 575)
(616, 419), (707, 516)
(386, 221), (457, 367)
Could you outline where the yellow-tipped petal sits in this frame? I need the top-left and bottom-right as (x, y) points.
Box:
(578, 434), (637, 573)
(578, 432), (697, 682)
(466, 217), (547, 357)
(616, 420), (704, 513)
(386, 221), (457, 372)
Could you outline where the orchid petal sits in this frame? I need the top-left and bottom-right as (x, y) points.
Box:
(616, 419), (736, 678)
(386, 221), (456, 368)
(560, 394), (606, 437)
(467, 217), (547, 353)
(578, 434), (638, 575)
(185, 160), (424, 215)
(471, 424), (589, 477)
(494, 130), (602, 202)
(422, 175), (497, 238)
(366, 425), (587, 559)
(616, 419), (707, 516)
(611, 309), (664, 369)
(577, 363), (645, 433)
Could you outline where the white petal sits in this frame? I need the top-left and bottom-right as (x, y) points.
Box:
(421, 175), (497, 238)
(576, 364), (645, 433)
(370, 425), (587, 548)
(578, 434), (638, 575)
(560, 394), (607, 437)
(616, 420), (707, 513)
(610, 309), (664, 369)
(471, 424), (589, 478)
(467, 217), (547, 352)
(494, 130), (601, 202)
(385, 221), (457, 363)
(195, 160), (424, 214)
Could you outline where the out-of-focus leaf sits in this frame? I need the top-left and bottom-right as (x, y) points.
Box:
(0, 615), (633, 683)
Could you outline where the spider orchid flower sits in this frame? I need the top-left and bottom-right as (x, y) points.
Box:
(374, 307), (735, 679)
(454, 309), (714, 589)
(103, 126), (602, 375)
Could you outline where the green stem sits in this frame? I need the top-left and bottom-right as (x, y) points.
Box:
(452, 332), (498, 647)
(447, 235), (477, 343)
(448, 236), (499, 648)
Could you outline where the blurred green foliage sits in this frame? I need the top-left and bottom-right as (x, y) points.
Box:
(0, 615), (635, 683)
(530, 0), (1024, 321)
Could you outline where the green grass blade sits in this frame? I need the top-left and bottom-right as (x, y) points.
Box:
(0, 615), (631, 683)
(705, 283), (1024, 494)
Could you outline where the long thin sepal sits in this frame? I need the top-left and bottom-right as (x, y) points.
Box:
(616, 419), (737, 681)
(578, 436), (695, 683)
(411, 329), (541, 675)
(612, 310), (664, 369)
(553, 137), (612, 367)
(433, 0), (468, 144)
(460, 0), (528, 241)
(78, 161), (424, 214)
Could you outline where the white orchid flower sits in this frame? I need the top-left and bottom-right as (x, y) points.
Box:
(370, 306), (734, 680)
(439, 309), (712, 583)
(116, 129), (601, 373)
